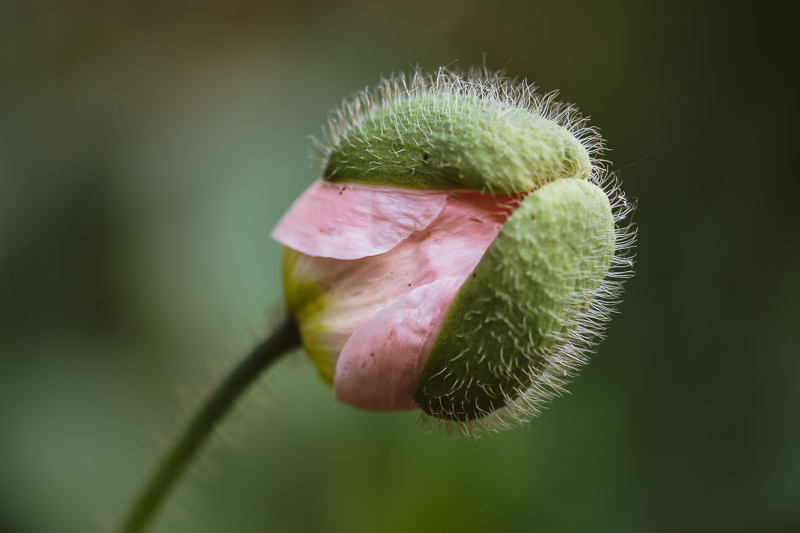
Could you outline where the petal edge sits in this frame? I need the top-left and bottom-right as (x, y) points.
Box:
(333, 277), (464, 411)
(272, 180), (448, 260)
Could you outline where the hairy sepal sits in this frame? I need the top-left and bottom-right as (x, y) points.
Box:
(324, 95), (590, 194)
(414, 178), (615, 421)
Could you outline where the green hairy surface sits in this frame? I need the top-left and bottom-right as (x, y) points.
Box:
(323, 95), (591, 194)
(314, 69), (634, 430)
(414, 179), (615, 421)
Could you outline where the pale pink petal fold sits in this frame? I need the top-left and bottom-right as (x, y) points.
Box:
(286, 191), (518, 390)
(333, 277), (465, 411)
(271, 180), (448, 260)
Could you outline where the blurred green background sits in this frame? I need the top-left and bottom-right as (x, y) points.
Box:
(1, 1), (798, 532)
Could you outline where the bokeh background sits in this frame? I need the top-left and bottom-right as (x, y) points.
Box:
(1, 1), (798, 532)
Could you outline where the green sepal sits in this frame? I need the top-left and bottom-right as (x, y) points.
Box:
(414, 178), (615, 420)
(324, 95), (591, 194)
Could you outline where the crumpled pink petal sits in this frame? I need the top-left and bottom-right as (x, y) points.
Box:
(283, 189), (519, 393)
(333, 277), (464, 411)
(272, 180), (448, 260)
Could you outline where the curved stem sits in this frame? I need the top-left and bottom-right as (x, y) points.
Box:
(118, 315), (301, 533)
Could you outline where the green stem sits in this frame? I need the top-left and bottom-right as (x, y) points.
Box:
(118, 315), (301, 533)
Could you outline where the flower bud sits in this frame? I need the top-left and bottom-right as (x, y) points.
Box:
(272, 69), (634, 431)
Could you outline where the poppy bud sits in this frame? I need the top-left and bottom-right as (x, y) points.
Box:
(272, 69), (634, 431)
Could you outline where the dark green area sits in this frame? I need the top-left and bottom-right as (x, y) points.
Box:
(118, 316), (300, 533)
(1, 1), (798, 532)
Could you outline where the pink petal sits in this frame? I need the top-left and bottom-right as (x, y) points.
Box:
(271, 180), (448, 260)
(285, 191), (517, 377)
(333, 277), (465, 411)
